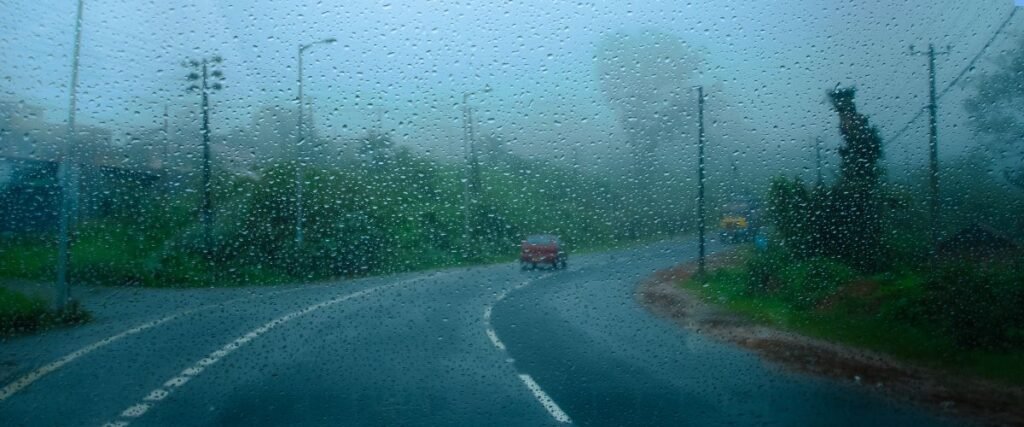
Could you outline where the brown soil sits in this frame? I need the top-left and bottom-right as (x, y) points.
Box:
(638, 250), (1024, 427)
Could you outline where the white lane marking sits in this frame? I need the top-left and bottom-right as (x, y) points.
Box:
(143, 389), (168, 401)
(0, 286), (310, 402)
(483, 274), (572, 423)
(120, 403), (150, 418)
(485, 328), (506, 351)
(101, 278), (415, 427)
(518, 374), (572, 424)
(0, 314), (177, 401)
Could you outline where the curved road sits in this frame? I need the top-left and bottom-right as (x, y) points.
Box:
(1, 240), (958, 426)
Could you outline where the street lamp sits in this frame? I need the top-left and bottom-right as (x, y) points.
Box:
(460, 85), (491, 259)
(294, 37), (336, 247)
(55, 0), (85, 310)
(693, 85), (707, 278)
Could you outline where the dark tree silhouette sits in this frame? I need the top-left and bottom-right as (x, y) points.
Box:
(965, 35), (1024, 191)
(768, 86), (886, 272)
(828, 86), (885, 271)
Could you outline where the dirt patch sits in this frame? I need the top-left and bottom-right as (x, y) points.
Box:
(638, 251), (1024, 427)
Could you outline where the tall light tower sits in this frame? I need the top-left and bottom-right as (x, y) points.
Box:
(694, 86), (707, 278)
(460, 85), (491, 259)
(294, 37), (336, 247)
(55, 0), (85, 310)
(184, 56), (225, 255)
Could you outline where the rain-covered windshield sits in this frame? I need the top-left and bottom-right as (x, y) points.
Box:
(525, 235), (558, 245)
(1, 1), (1023, 426)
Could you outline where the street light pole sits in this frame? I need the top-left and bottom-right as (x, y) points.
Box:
(55, 0), (85, 310)
(184, 56), (224, 256)
(294, 37), (336, 247)
(460, 86), (490, 260)
(695, 86), (707, 278)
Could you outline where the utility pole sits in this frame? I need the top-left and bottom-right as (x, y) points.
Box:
(695, 86), (707, 278)
(467, 106), (482, 199)
(460, 86), (491, 260)
(460, 98), (472, 260)
(55, 0), (85, 310)
(294, 37), (336, 247)
(910, 43), (950, 254)
(814, 136), (824, 188)
(162, 104), (170, 188)
(185, 56), (224, 255)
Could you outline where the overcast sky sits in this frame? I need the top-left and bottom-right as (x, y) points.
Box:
(0, 0), (1018, 167)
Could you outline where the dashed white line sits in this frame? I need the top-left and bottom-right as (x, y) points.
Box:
(0, 287), (310, 403)
(518, 374), (572, 423)
(101, 278), (416, 427)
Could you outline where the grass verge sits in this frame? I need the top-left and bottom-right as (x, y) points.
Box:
(681, 247), (1024, 387)
(0, 288), (91, 337)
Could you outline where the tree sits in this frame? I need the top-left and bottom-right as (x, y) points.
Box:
(768, 87), (887, 272)
(964, 36), (1024, 191)
(594, 31), (703, 236)
(828, 87), (885, 271)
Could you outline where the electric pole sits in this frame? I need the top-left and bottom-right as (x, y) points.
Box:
(294, 37), (336, 247)
(910, 43), (950, 254)
(55, 0), (85, 310)
(814, 136), (824, 188)
(460, 86), (491, 260)
(184, 56), (224, 256)
(467, 106), (483, 201)
(695, 86), (707, 278)
(162, 104), (170, 189)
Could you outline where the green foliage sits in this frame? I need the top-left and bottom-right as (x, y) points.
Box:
(767, 87), (888, 272)
(745, 246), (855, 310)
(765, 177), (817, 256)
(0, 142), (665, 287)
(685, 251), (1024, 385)
(0, 288), (90, 336)
(0, 287), (47, 334)
(921, 258), (1024, 351)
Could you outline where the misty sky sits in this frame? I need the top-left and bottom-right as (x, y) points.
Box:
(0, 0), (1017, 169)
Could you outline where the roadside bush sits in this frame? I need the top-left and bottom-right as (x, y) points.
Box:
(923, 259), (1024, 350)
(0, 289), (90, 336)
(876, 272), (930, 323)
(0, 288), (47, 335)
(776, 257), (857, 310)
(745, 246), (856, 310)
(746, 246), (793, 294)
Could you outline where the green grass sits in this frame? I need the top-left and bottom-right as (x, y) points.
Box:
(682, 252), (1024, 387)
(0, 288), (90, 337)
(0, 236), (56, 281)
(0, 223), (665, 289)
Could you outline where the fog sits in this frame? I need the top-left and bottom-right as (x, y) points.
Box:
(0, 0), (1017, 180)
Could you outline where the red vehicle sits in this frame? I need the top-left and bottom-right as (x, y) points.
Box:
(520, 234), (567, 270)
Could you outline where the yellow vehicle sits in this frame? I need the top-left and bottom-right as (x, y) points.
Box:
(719, 200), (760, 243)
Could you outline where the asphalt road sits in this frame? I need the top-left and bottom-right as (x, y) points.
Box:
(0, 239), (960, 426)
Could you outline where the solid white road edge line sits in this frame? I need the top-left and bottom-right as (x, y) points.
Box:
(0, 286), (308, 402)
(0, 314), (177, 402)
(100, 278), (417, 427)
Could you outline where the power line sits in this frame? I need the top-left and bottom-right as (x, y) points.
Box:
(888, 8), (1019, 144)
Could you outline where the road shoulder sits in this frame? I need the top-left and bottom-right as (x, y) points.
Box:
(638, 251), (1024, 427)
